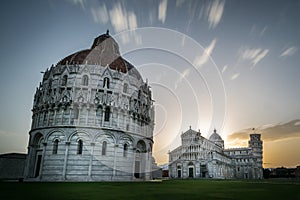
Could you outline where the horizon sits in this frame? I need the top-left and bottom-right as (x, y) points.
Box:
(0, 0), (300, 168)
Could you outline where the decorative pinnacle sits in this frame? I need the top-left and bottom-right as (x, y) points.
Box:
(106, 29), (109, 35)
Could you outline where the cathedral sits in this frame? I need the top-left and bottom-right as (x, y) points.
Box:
(24, 31), (155, 181)
(169, 127), (263, 179)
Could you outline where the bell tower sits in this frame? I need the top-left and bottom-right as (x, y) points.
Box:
(249, 132), (263, 178)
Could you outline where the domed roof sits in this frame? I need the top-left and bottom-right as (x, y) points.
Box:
(57, 30), (142, 80)
(209, 129), (223, 141)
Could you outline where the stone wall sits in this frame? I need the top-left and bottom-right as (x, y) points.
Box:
(0, 153), (27, 180)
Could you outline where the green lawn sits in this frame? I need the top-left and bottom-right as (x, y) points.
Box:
(1, 179), (299, 200)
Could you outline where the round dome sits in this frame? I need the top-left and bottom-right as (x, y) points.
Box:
(209, 129), (223, 141)
(57, 31), (142, 80)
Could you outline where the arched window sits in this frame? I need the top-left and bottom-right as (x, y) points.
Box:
(77, 140), (83, 155)
(82, 75), (89, 86)
(102, 141), (107, 156)
(43, 111), (48, 124)
(74, 107), (79, 119)
(103, 77), (110, 89)
(62, 75), (68, 86)
(104, 106), (110, 121)
(96, 106), (102, 117)
(123, 83), (128, 93)
(52, 139), (59, 154)
(123, 143), (128, 157)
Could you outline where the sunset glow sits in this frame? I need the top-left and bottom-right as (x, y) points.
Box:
(0, 0), (299, 169)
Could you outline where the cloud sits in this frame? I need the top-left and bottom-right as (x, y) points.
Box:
(280, 46), (297, 57)
(128, 12), (137, 29)
(295, 121), (300, 126)
(158, 0), (168, 23)
(174, 68), (191, 89)
(68, 0), (87, 10)
(227, 119), (300, 143)
(231, 73), (239, 80)
(240, 48), (269, 67)
(249, 25), (268, 37)
(91, 4), (108, 24)
(109, 3), (128, 32)
(176, 0), (185, 7)
(260, 26), (268, 37)
(252, 49), (269, 66)
(149, 8), (156, 25)
(222, 65), (227, 73)
(207, 0), (225, 29)
(193, 39), (217, 68)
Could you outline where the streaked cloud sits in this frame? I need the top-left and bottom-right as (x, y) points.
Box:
(128, 12), (137, 29)
(91, 4), (108, 24)
(175, 68), (190, 89)
(193, 39), (217, 68)
(158, 0), (168, 23)
(176, 0), (185, 7)
(108, 2), (138, 34)
(222, 65), (227, 73)
(240, 48), (269, 67)
(227, 119), (300, 142)
(252, 49), (269, 66)
(231, 73), (239, 80)
(280, 46), (297, 58)
(249, 25), (268, 37)
(68, 0), (87, 10)
(260, 26), (268, 36)
(149, 8), (156, 25)
(207, 0), (225, 29)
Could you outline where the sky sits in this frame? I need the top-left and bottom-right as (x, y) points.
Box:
(0, 0), (300, 168)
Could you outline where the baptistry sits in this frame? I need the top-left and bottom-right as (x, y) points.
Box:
(24, 30), (155, 181)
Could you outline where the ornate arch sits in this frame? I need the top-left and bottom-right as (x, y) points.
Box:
(31, 132), (44, 146)
(68, 130), (92, 143)
(45, 129), (66, 142)
(94, 132), (116, 144)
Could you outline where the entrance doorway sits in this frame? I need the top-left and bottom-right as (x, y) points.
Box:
(177, 169), (181, 178)
(188, 161), (194, 178)
(177, 165), (182, 178)
(34, 153), (42, 177)
(134, 140), (146, 179)
(188, 167), (194, 178)
(134, 160), (140, 178)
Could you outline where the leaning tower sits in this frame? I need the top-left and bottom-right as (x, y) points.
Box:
(24, 31), (155, 181)
(249, 133), (263, 179)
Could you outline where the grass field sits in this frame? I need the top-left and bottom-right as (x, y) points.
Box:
(1, 179), (299, 200)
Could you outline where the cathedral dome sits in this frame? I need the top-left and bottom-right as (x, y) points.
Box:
(57, 30), (142, 80)
(209, 129), (224, 149)
(209, 129), (223, 141)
